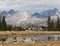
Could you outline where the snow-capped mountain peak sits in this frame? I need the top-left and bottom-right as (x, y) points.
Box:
(8, 9), (16, 14)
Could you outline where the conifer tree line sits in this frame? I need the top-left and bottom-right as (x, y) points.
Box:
(47, 16), (60, 31)
(0, 16), (24, 31)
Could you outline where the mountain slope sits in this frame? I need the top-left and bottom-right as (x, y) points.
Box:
(6, 11), (34, 25)
(0, 11), (8, 17)
(5, 8), (60, 27)
(8, 9), (16, 14)
(32, 8), (60, 18)
(0, 9), (17, 17)
(6, 11), (47, 26)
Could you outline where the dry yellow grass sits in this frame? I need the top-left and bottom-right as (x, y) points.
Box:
(0, 41), (60, 46)
(0, 31), (60, 36)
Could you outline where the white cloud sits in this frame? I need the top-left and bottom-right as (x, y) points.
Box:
(0, 0), (60, 11)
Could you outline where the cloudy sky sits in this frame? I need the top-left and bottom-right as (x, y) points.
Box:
(0, 0), (60, 12)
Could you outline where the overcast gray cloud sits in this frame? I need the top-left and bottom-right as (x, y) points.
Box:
(0, 0), (60, 11)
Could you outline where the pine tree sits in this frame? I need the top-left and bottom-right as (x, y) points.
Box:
(7, 24), (12, 31)
(13, 25), (17, 31)
(0, 17), (2, 31)
(50, 20), (55, 31)
(1, 16), (7, 31)
(56, 16), (60, 31)
(59, 18), (60, 31)
(17, 26), (24, 31)
(47, 16), (51, 31)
